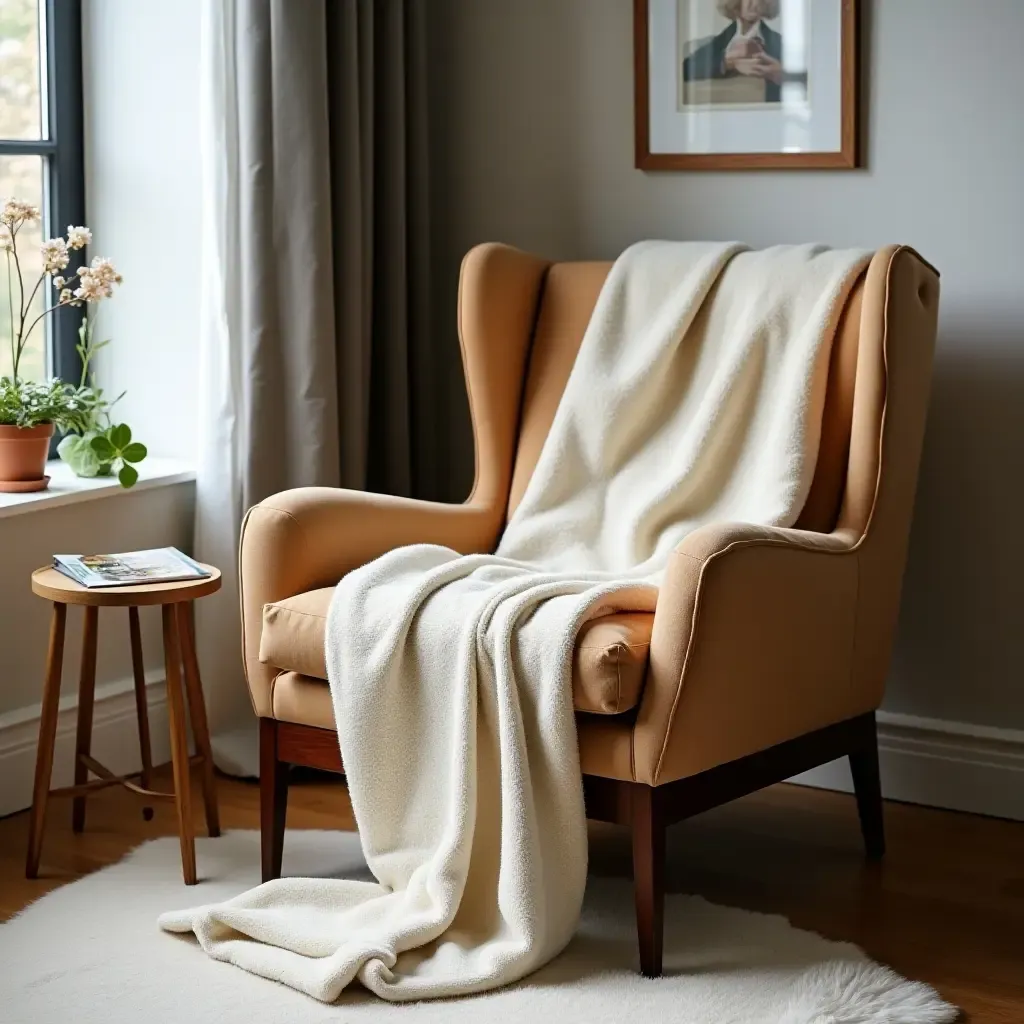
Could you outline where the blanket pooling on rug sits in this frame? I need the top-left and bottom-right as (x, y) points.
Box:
(160, 241), (871, 1002)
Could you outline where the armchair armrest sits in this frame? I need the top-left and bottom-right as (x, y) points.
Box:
(633, 521), (862, 786)
(241, 487), (502, 717)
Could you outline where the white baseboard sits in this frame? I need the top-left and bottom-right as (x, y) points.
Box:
(0, 672), (170, 818)
(790, 710), (1024, 821)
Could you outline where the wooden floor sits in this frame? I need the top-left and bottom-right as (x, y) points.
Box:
(1, 765), (1022, 1022)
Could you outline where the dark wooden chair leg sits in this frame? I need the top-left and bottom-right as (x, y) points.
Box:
(72, 606), (99, 833)
(849, 714), (885, 860)
(260, 717), (289, 882)
(631, 783), (666, 978)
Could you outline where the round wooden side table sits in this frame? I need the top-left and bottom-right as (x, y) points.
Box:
(26, 565), (223, 885)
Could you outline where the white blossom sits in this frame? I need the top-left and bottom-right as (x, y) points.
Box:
(66, 225), (92, 250)
(59, 288), (72, 302)
(89, 256), (122, 284)
(69, 256), (122, 304)
(73, 277), (103, 302)
(41, 237), (70, 272)
(1, 198), (40, 226)
(53, 275), (65, 288)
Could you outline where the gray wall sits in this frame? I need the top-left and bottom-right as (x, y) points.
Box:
(428, 0), (1024, 732)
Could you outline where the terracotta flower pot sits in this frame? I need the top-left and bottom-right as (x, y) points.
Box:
(0, 423), (54, 492)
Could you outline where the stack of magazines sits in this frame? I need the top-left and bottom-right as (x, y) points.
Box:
(52, 547), (210, 588)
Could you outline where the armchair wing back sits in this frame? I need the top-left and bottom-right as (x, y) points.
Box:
(241, 243), (939, 784)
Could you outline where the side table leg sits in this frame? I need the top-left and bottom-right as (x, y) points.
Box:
(176, 602), (220, 837)
(72, 606), (99, 833)
(128, 607), (155, 814)
(162, 604), (197, 884)
(26, 603), (68, 878)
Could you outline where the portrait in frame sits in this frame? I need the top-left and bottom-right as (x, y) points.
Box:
(635, 0), (858, 170)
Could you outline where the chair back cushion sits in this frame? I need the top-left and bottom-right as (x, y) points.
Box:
(506, 260), (867, 534)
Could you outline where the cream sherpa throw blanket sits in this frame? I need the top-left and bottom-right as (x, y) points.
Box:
(161, 241), (870, 1003)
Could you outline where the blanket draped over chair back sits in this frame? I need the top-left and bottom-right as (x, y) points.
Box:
(162, 241), (871, 1002)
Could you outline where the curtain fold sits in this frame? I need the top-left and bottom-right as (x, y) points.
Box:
(328, 0), (434, 495)
(195, 0), (432, 775)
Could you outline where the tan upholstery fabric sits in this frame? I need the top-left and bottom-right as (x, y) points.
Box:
(261, 588), (652, 716)
(507, 263), (609, 514)
(458, 244), (551, 516)
(794, 276), (865, 533)
(272, 671), (336, 730)
(577, 715), (636, 781)
(839, 248), (940, 709)
(574, 612), (652, 714)
(240, 242), (939, 791)
(260, 589), (333, 681)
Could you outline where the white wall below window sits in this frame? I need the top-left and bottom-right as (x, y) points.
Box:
(80, 0), (203, 463)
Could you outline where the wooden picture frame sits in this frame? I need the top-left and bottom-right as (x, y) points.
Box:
(635, 0), (859, 170)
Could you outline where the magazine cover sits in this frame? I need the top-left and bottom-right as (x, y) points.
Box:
(53, 548), (209, 588)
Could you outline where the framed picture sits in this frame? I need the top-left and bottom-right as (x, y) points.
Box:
(634, 0), (858, 170)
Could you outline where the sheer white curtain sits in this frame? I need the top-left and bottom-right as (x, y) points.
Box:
(195, 0), (341, 775)
(193, 0), (435, 774)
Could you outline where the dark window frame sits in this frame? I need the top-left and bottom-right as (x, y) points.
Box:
(0, 0), (85, 443)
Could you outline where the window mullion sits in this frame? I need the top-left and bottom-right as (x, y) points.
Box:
(45, 0), (85, 390)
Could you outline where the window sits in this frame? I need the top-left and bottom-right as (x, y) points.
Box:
(0, 0), (84, 384)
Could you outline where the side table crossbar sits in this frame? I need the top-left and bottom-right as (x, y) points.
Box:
(53, 750), (204, 803)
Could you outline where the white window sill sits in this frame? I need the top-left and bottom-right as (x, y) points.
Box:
(0, 458), (196, 519)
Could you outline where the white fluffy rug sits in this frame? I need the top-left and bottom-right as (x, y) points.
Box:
(0, 830), (956, 1024)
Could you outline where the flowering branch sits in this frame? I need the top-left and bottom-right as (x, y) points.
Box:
(21, 253), (53, 324)
(1, 200), (117, 385)
(5, 250), (14, 378)
(10, 236), (26, 345)
(1, 199), (143, 488)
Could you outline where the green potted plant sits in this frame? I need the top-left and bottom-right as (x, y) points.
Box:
(1, 198), (145, 491)
(55, 316), (148, 487)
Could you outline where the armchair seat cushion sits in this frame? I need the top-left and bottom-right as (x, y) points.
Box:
(260, 587), (651, 715)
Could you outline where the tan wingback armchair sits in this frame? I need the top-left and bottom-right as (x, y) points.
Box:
(241, 243), (939, 977)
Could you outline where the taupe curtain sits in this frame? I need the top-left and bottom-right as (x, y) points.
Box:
(231, 0), (340, 506)
(196, 0), (434, 774)
(329, 0), (435, 496)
